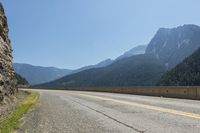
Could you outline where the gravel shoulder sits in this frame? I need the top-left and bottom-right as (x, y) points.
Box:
(0, 91), (29, 119)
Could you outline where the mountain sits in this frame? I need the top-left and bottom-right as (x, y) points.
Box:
(158, 48), (200, 86)
(38, 54), (167, 87)
(116, 45), (147, 60)
(18, 24), (200, 87)
(38, 24), (200, 88)
(14, 59), (113, 85)
(12, 45), (149, 86)
(13, 45), (147, 86)
(72, 59), (113, 74)
(15, 73), (29, 86)
(146, 24), (200, 68)
(69, 45), (147, 74)
(13, 63), (72, 85)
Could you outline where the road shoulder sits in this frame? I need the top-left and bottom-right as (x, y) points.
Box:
(0, 91), (39, 133)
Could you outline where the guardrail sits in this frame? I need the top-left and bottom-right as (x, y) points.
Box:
(30, 86), (200, 100)
(61, 86), (200, 100)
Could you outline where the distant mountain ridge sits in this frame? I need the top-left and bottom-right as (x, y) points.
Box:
(72, 59), (114, 74)
(38, 54), (167, 87)
(14, 60), (114, 86)
(14, 63), (72, 85)
(71, 44), (147, 73)
(14, 44), (147, 85)
(116, 45), (147, 60)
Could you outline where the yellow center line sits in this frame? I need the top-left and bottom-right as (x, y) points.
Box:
(77, 93), (200, 119)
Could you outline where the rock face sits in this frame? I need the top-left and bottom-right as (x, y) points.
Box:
(146, 24), (200, 68)
(14, 63), (72, 85)
(0, 3), (17, 101)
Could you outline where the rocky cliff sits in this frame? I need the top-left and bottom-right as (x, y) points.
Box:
(146, 24), (200, 68)
(0, 3), (17, 101)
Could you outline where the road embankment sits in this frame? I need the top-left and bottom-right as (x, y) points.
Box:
(0, 91), (39, 133)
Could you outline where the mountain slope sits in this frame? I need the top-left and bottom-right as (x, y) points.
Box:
(72, 59), (113, 74)
(39, 54), (167, 87)
(13, 63), (72, 85)
(116, 45), (147, 60)
(146, 24), (200, 68)
(15, 73), (29, 86)
(66, 45), (147, 75)
(158, 48), (200, 86)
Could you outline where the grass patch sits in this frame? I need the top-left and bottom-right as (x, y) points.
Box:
(0, 91), (39, 133)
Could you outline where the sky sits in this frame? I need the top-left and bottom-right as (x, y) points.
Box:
(1, 0), (200, 69)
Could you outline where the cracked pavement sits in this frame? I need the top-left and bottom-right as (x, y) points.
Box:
(17, 89), (200, 133)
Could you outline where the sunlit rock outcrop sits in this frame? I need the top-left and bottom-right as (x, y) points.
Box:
(0, 3), (17, 101)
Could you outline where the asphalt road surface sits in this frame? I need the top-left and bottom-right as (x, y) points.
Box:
(17, 89), (200, 133)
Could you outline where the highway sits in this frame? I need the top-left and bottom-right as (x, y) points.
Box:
(18, 89), (200, 133)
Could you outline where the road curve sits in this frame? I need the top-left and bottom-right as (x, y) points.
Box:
(17, 89), (200, 133)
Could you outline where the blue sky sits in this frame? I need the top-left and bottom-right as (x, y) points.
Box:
(1, 0), (200, 69)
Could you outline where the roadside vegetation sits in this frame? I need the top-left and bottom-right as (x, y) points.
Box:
(15, 73), (29, 86)
(0, 91), (39, 133)
(158, 48), (200, 86)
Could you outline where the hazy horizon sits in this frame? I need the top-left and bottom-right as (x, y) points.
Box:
(2, 0), (200, 69)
